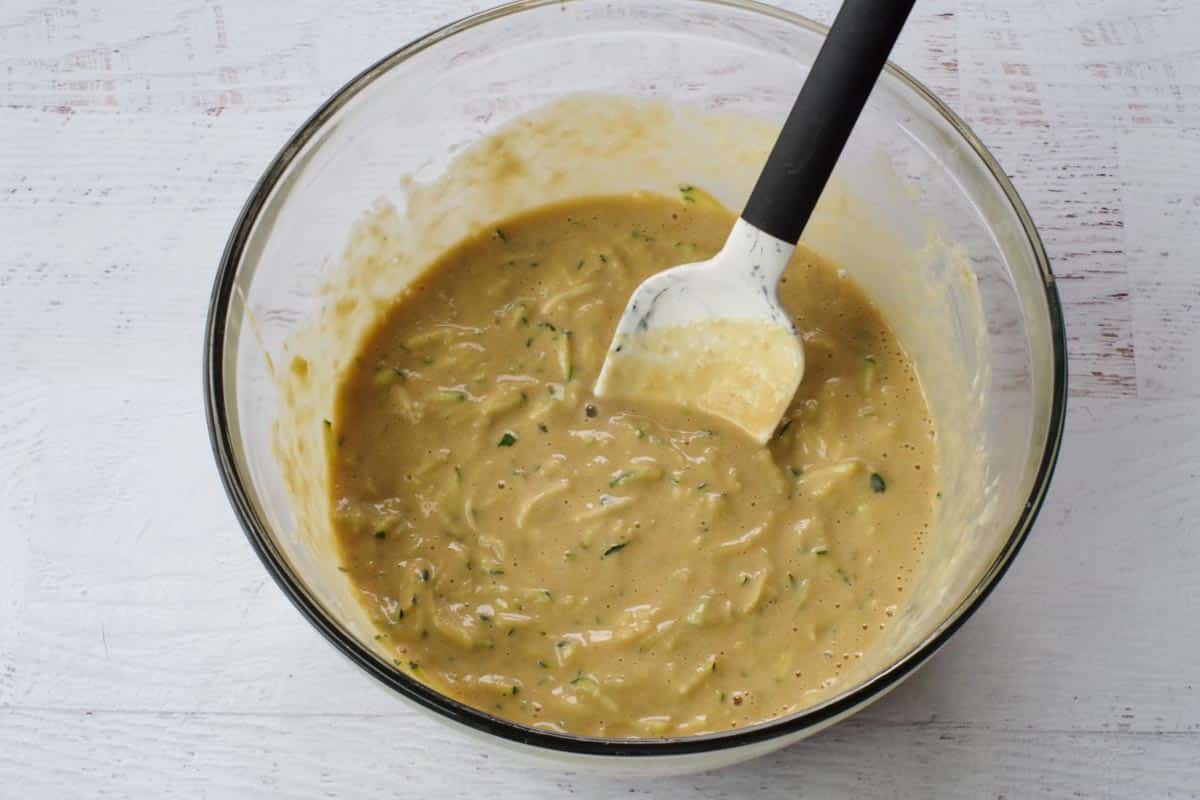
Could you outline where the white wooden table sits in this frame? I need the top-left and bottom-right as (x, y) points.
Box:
(2, 1), (1198, 796)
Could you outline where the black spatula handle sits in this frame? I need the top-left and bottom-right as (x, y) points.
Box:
(741, 0), (916, 244)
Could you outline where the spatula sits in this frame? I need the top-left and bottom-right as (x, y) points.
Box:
(594, 0), (915, 443)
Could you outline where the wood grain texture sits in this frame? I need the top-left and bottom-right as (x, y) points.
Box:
(2, 0), (1199, 797)
(4, 708), (1199, 799)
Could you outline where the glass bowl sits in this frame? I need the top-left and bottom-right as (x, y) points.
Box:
(204, 0), (1066, 775)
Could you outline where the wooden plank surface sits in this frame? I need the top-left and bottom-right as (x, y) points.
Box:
(2, 0), (1198, 797)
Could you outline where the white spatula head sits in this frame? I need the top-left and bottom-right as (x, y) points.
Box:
(594, 219), (804, 444)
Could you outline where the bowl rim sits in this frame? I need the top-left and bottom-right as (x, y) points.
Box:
(204, 0), (1068, 757)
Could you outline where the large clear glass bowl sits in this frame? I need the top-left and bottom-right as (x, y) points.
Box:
(204, 0), (1066, 774)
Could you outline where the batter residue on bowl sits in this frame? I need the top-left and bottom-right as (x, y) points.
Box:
(328, 191), (937, 737)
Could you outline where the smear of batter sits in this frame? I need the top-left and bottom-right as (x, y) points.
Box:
(601, 318), (803, 443)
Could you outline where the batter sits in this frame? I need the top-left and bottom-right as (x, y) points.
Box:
(328, 192), (937, 737)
